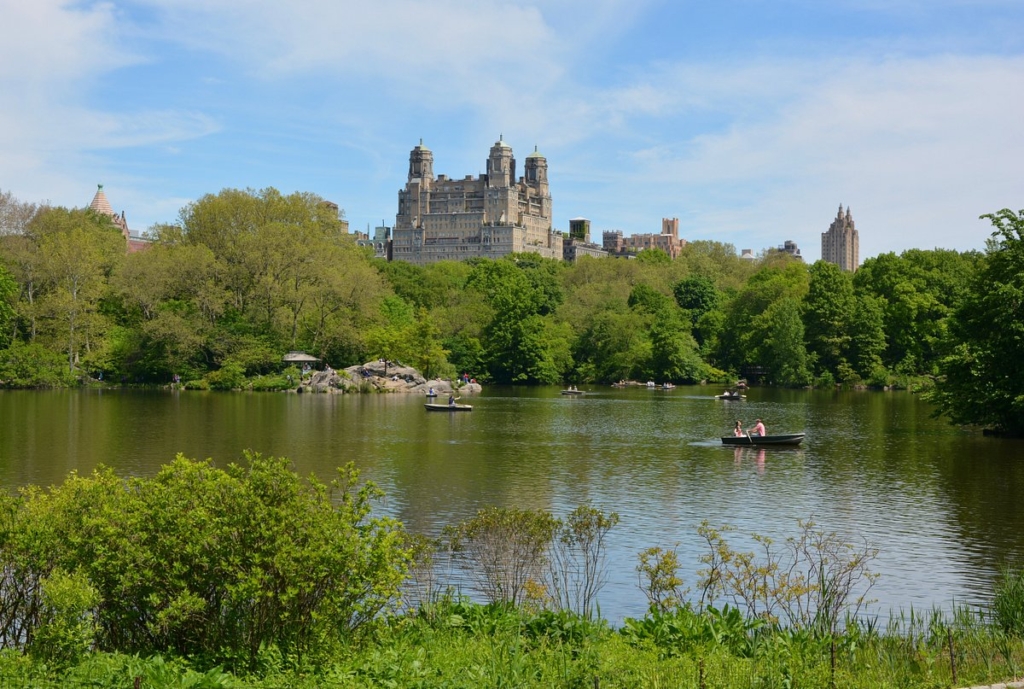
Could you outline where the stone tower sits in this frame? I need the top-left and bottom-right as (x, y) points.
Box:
(407, 139), (434, 186)
(487, 135), (515, 188)
(821, 204), (859, 272)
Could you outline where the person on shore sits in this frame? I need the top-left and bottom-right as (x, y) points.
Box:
(752, 419), (766, 436)
(733, 420), (744, 437)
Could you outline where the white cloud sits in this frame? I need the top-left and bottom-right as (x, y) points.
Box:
(565, 53), (1024, 257)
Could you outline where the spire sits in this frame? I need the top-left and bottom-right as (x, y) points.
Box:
(89, 184), (115, 216)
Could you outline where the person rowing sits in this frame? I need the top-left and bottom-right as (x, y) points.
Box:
(751, 419), (766, 436)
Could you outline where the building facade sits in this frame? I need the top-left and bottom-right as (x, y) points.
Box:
(391, 138), (562, 265)
(354, 225), (391, 260)
(563, 217), (607, 261)
(821, 204), (859, 271)
(602, 218), (687, 259)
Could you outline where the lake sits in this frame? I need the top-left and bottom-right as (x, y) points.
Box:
(3, 385), (1024, 624)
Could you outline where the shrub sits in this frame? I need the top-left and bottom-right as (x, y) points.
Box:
(4, 454), (412, 671)
(993, 566), (1024, 637)
(205, 361), (246, 390)
(27, 569), (98, 669)
(444, 507), (559, 607)
(0, 342), (76, 388)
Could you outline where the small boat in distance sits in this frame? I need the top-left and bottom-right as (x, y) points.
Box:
(721, 433), (804, 446)
(425, 403), (472, 412)
(561, 389), (584, 395)
(715, 391), (746, 400)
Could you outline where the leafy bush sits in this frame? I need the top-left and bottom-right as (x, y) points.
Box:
(205, 360), (246, 390)
(27, 569), (98, 669)
(0, 342), (76, 388)
(0, 454), (412, 671)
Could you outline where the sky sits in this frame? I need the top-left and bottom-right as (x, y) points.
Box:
(1, 0), (1022, 263)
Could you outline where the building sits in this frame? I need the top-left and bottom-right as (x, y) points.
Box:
(391, 138), (562, 265)
(603, 218), (687, 259)
(563, 217), (608, 262)
(88, 184), (151, 253)
(775, 240), (802, 260)
(821, 204), (859, 271)
(355, 225), (391, 260)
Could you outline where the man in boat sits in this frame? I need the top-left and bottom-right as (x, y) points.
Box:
(751, 419), (766, 436)
(448, 394), (456, 407)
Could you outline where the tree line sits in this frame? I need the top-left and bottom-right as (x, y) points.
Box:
(1, 187), (1021, 433)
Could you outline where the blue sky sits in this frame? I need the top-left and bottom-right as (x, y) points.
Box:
(2, 0), (1022, 262)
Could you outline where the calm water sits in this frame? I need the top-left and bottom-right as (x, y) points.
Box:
(3, 386), (1024, 623)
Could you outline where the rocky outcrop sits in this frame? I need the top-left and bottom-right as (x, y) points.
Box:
(299, 360), (481, 395)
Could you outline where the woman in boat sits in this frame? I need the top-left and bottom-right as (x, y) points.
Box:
(751, 419), (766, 436)
(733, 420), (744, 437)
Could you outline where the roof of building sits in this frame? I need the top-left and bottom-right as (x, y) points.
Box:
(526, 146), (544, 159)
(89, 184), (115, 216)
(282, 351), (320, 363)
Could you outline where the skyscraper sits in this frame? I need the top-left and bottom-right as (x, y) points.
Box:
(821, 204), (859, 271)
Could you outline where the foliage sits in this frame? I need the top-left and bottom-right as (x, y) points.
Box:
(0, 454), (411, 672)
(0, 340), (76, 387)
(695, 519), (879, 633)
(993, 566), (1024, 636)
(444, 507), (560, 607)
(0, 186), (997, 395)
(27, 569), (98, 669)
(930, 209), (1024, 434)
(546, 506), (619, 620)
(636, 546), (688, 613)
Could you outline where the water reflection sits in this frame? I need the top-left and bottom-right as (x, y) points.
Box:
(2, 386), (1024, 623)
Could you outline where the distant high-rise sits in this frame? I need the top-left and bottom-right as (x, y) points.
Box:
(821, 204), (859, 271)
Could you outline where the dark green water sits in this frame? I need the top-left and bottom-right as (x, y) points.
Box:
(3, 385), (1024, 622)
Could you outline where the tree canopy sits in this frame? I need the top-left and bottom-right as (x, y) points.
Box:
(930, 209), (1024, 434)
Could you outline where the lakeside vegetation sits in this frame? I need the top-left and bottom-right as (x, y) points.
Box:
(2, 188), (1022, 432)
(0, 454), (1022, 687)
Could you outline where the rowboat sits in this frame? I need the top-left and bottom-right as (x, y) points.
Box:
(721, 433), (804, 446)
(715, 393), (746, 400)
(425, 403), (473, 412)
(560, 389), (584, 395)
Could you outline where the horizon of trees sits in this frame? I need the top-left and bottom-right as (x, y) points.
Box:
(3, 187), (1019, 432)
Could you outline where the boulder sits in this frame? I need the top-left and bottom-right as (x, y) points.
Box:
(299, 361), (481, 395)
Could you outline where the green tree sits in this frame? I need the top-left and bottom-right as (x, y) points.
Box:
(648, 308), (705, 383)
(31, 208), (124, 374)
(751, 297), (810, 386)
(717, 262), (809, 376)
(802, 261), (856, 379)
(0, 264), (15, 347)
(930, 208), (1024, 434)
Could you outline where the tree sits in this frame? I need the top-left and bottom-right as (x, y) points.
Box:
(802, 261), (856, 379)
(716, 262), (809, 375)
(751, 297), (810, 386)
(30, 209), (124, 374)
(930, 209), (1024, 434)
(0, 265), (15, 348)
